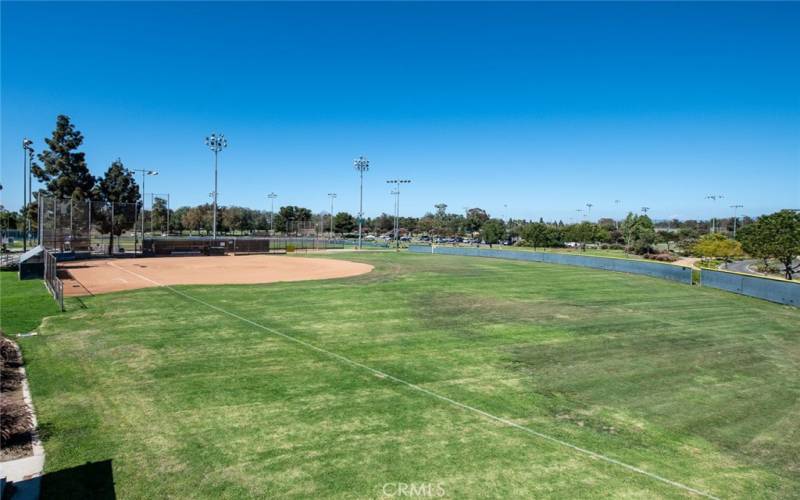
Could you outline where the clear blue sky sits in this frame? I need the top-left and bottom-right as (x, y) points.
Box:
(2, 1), (798, 221)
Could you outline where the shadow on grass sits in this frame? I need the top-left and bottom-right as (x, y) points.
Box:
(40, 460), (116, 499)
(5, 460), (117, 500)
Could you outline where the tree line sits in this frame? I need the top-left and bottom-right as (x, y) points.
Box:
(4, 115), (797, 277)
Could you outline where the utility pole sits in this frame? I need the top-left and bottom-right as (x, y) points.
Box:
(328, 193), (337, 238)
(354, 156), (369, 249)
(205, 133), (228, 239)
(267, 193), (277, 233)
(386, 179), (411, 250)
(730, 204), (744, 238)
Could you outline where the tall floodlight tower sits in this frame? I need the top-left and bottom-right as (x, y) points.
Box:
(386, 179), (411, 250)
(327, 193), (337, 238)
(705, 194), (724, 233)
(730, 204), (744, 238)
(585, 203), (593, 221)
(267, 192), (277, 233)
(641, 206), (650, 215)
(205, 133), (228, 239)
(22, 139), (33, 251)
(353, 156), (369, 249)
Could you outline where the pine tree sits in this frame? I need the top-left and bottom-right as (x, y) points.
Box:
(32, 115), (96, 200)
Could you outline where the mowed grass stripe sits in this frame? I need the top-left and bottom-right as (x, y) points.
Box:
(108, 259), (720, 498)
(13, 253), (800, 498)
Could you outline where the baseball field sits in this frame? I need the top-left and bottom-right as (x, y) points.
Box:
(2, 252), (799, 498)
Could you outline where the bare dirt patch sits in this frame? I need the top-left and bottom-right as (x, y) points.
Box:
(59, 255), (373, 296)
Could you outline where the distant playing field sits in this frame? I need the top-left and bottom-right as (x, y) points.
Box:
(3, 253), (799, 498)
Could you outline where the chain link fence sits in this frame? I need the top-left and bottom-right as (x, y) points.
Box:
(38, 194), (143, 255)
(43, 247), (64, 311)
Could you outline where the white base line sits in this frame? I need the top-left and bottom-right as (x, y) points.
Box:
(107, 261), (719, 499)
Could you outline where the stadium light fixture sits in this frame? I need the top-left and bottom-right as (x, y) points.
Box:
(586, 203), (593, 221)
(205, 133), (228, 239)
(386, 179), (411, 250)
(641, 206), (650, 214)
(353, 156), (369, 249)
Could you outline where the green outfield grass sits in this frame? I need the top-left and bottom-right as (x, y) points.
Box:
(5, 253), (800, 498)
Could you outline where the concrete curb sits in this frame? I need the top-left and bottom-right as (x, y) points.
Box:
(0, 362), (45, 498)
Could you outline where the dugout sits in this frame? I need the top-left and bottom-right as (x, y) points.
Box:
(143, 238), (234, 256)
(18, 245), (45, 280)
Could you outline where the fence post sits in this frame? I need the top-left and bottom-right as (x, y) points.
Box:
(37, 192), (42, 246)
(53, 198), (57, 251)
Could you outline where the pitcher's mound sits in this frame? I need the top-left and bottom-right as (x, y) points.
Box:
(60, 255), (373, 296)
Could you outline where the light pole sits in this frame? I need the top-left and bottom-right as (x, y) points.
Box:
(328, 193), (337, 238)
(132, 169), (158, 255)
(205, 133), (228, 239)
(730, 204), (744, 238)
(614, 199), (622, 230)
(150, 193), (170, 235)
(267, 192), (277, 233)
(386, 179), (410, 250)
(22, 139), (33, 251)
(585, 203), (593, 221)
(354, 156), (369, 249)
(705, 194), (724, 233)
(641, 206), (650, 214)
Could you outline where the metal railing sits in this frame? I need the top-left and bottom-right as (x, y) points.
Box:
(43, 248), (64, 311)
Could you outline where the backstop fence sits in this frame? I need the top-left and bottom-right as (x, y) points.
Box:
(38, 194), (142, 256)
(35, 194), (360, 256)
(43, 248), (64, 311)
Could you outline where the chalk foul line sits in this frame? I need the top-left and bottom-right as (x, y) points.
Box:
(106, 261), (719, 499)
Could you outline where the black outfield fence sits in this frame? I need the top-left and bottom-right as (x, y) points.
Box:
(700, 269), (799, 307)
(410, 246), (693, 284)
(409, 245), (799, 307)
